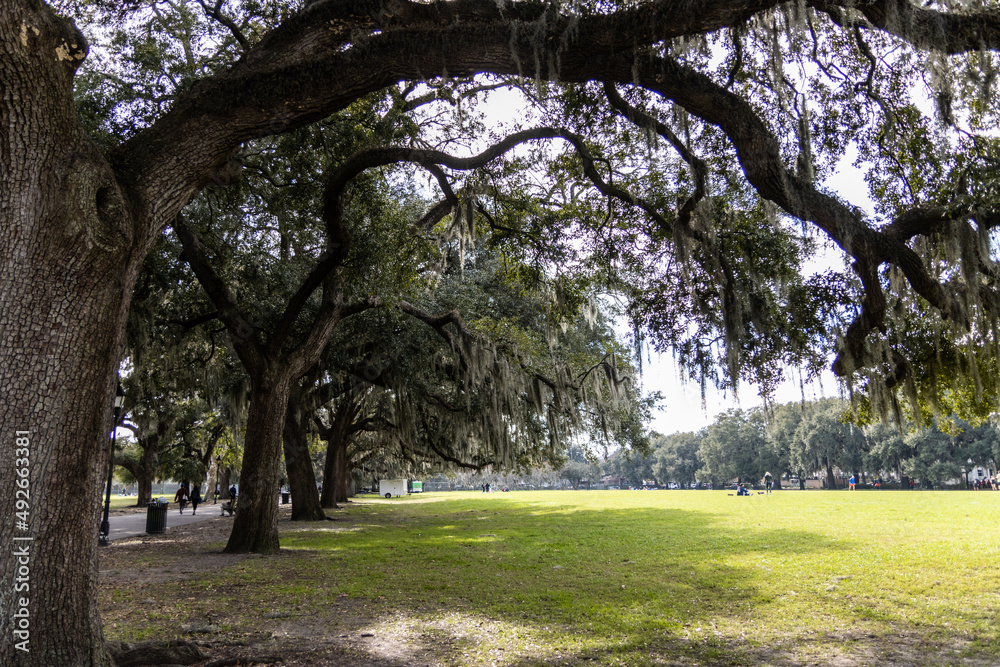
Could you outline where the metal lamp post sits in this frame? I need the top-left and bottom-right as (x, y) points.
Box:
(215, 455), (222, 503)
(99, 382), (125, 546)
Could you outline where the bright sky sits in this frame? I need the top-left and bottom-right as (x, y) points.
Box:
(641, 355), (840, 435)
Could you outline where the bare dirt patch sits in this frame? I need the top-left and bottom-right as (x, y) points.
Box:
(100, 506), (443, 667)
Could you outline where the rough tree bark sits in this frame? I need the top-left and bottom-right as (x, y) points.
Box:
(225, 373), (291, 553)
(282, 389), (325, 521)
(320, 397), (360, 508)
(0, 5), (135, 666)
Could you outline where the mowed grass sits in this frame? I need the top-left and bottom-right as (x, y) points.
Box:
(104, 490), (1000, 665)
(105, 494), (174, 510)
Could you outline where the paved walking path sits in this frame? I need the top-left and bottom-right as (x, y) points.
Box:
(107, 503), (230, 541)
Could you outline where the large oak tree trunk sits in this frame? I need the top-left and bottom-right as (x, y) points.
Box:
(0, 262), (137, 667)
(320, 401), (356, 509)
(224, 376), (293, 554)
(825, 458), (839, 490)
(0, 4), (142, 665)
(333, 437), (351, 504)
(135, 444), (156, 506)
(282, 405), (325, 521)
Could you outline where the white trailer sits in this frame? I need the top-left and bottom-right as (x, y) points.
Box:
(379, 479), (408, 498)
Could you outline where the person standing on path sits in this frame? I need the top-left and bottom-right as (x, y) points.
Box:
(763, 472), (773, 494)
(190, 487), (202, 515)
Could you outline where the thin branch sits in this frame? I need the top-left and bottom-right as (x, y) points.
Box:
(398, 300), (474, 344)
(196, 0), (250, 51)
(172, 216), (264, 372)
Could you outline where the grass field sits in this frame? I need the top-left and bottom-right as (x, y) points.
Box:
(100, 490), (1000, 666)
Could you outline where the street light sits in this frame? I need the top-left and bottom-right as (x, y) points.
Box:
(99, 381), (125, 547)
(215, 455), (222, 504)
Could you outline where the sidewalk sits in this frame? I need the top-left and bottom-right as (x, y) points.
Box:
(106, 503), (229, 541)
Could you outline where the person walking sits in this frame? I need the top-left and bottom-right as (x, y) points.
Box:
(174, 484), (189, 514)
(190, 486), (202, 515)
(849, 474), (856, 491)
(763, 471), (773, 495)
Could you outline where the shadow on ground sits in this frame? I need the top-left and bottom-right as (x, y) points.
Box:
(98, 495), (1000, 667)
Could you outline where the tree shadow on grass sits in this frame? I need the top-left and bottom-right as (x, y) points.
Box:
(271, 504), (880, 665)
(110, 498), (1000, 666)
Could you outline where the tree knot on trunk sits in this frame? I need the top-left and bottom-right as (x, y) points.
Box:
(64, 155), (132, 253)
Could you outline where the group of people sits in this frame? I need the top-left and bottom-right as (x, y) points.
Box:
(973, 476), (999, 490)
(730, 472), (774, 496)
(172, 483), (238, 514)
(172, 484), (201, 514)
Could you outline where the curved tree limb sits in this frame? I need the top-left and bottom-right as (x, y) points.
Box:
(173, 216), (266, 374)
(398, 300), (474, 348)
(121, 0), (1000, 392)
(611, 52), (990, 382)
(812, 0), (1000, 55)
(195, 0), (250, 51)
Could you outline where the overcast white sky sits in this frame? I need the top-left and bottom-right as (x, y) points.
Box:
(641, 354), (841, 435)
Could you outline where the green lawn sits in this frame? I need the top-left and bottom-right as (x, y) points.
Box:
(105, 494), (172, 510)
(102, 490), (1000, 665)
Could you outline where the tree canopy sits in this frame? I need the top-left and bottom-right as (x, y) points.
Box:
(7, 0), (1000, 664)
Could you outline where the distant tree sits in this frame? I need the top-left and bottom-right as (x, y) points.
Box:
(558, 460), (594, 489)
(792, 400), (867, 489)
(763, 402), (810, 489)
(902, 426), (960, 488)
(951, 419), (1000, 482)
(699, 408), (773, 486)
(604, 449), (655, 489)
(651, 432), (703, 487)
(864, 420), (912, 484)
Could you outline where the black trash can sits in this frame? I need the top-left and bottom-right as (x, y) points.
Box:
(281, 492), (290, 504)
(145, 502), (167, 534)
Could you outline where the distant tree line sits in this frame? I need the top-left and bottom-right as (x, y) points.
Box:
(601, 399), (1000, 490)
(324, 398), (1000, 493)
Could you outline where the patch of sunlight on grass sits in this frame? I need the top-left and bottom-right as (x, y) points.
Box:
(105, 489), (1000, 665)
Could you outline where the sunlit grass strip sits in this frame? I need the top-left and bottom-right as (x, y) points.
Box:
(106, 490), (1000, 665)
(277, 491), (1000, 663)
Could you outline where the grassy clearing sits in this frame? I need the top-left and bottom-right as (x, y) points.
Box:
(101, 490), (1000, 666)
(105, 494), (175, 510)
